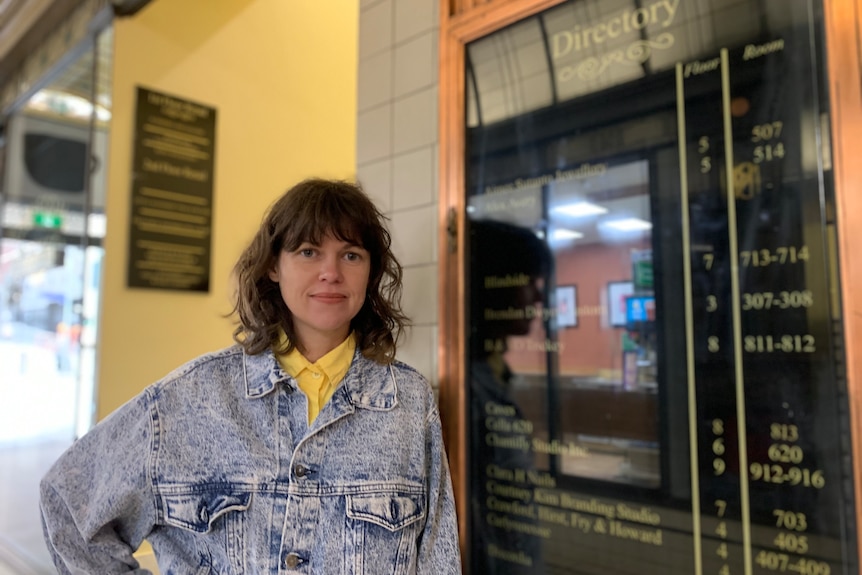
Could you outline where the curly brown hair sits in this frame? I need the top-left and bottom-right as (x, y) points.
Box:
(230, 178), (409, 364)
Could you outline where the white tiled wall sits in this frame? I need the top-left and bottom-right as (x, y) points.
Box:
(393, 32), (436, 97)
(392, 146), (435, 210)
(357, 0), (440, 386)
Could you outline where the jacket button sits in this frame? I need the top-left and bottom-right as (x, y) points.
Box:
(285, 552), (301, 568)
(294, 464), (308, 477)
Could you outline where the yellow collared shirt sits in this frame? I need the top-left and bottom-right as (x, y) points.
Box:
(275, 333), (356, 424)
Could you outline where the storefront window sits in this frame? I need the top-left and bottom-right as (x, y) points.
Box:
(0, 27), (111, 572)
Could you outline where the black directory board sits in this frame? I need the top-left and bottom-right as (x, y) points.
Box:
(464, 1), (856, 574)
(127, 86), (216, 292)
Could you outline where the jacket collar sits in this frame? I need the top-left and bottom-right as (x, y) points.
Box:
(243, 347), (397, 410)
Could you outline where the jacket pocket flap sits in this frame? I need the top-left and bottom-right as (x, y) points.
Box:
(346, 492), (426, 532)
(162, 488), (252, 533)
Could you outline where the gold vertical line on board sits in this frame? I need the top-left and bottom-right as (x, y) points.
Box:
(721, 47), (753, 575)
(676, 61), (703, 575)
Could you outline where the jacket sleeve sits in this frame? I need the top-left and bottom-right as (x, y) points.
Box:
(417, 405), (463, 575)
(40, 388), (158, 574)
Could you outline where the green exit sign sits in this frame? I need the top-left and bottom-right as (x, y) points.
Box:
(33, 212), (63, 229)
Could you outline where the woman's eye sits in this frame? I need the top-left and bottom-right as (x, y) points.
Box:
(345, 251), (367, 262)
(299, 248), (315, 257)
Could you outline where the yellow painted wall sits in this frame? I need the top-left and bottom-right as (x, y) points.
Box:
(98, 0), (358, 419)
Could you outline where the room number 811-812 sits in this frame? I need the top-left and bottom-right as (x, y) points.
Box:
(706, 335), (815, 353)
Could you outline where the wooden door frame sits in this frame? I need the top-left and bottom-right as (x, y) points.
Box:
(438, 0), (862, 566)
(824, 0), (862, 563)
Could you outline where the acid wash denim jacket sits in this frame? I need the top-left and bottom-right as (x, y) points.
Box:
(39, 345), (462, 575)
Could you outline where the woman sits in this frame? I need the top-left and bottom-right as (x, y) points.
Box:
(40, 178), (462, 574)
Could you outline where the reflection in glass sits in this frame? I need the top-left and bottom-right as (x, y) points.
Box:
(469, 158), (659, 491)
(469, 219), (552, 574)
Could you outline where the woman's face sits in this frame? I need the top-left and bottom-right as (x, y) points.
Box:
(269, 234), (371, 353)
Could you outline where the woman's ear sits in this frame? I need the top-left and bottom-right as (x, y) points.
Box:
(268, 267), (279, 282)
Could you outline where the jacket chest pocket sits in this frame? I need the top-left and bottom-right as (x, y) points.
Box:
(161, 486), (252, 575)
(346, 492), (426, 575)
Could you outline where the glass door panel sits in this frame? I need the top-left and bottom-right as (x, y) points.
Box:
(464, 2), (855, 574)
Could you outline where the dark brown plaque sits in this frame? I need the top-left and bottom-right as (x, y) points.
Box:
(127, 86), (216, 292)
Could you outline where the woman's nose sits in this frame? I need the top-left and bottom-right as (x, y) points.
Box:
(318, 256), (343, 282)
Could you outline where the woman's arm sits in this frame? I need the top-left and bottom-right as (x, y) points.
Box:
(417, 406), (463, 575)
(40, 389), (158, 574)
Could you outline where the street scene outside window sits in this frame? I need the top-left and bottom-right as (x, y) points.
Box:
(0, 28), (111, 574)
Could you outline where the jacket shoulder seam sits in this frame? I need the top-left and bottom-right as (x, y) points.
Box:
(150, 345), (244, 396)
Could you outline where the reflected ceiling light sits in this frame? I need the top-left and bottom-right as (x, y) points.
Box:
(88, 214), (107, 238)
(552, 201), (608, 217)
(551, 228), (583, 241)
(602, 218), (652, 231)
(27, 89), (112, 122)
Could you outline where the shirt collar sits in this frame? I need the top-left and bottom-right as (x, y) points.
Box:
(277, 333), (356, 385)
(242, 343), (397, 410)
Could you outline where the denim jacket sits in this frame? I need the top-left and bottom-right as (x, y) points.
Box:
(40, 345), (462, 575)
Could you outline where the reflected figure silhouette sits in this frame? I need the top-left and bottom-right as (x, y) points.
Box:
(468, 219), (553, 575)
